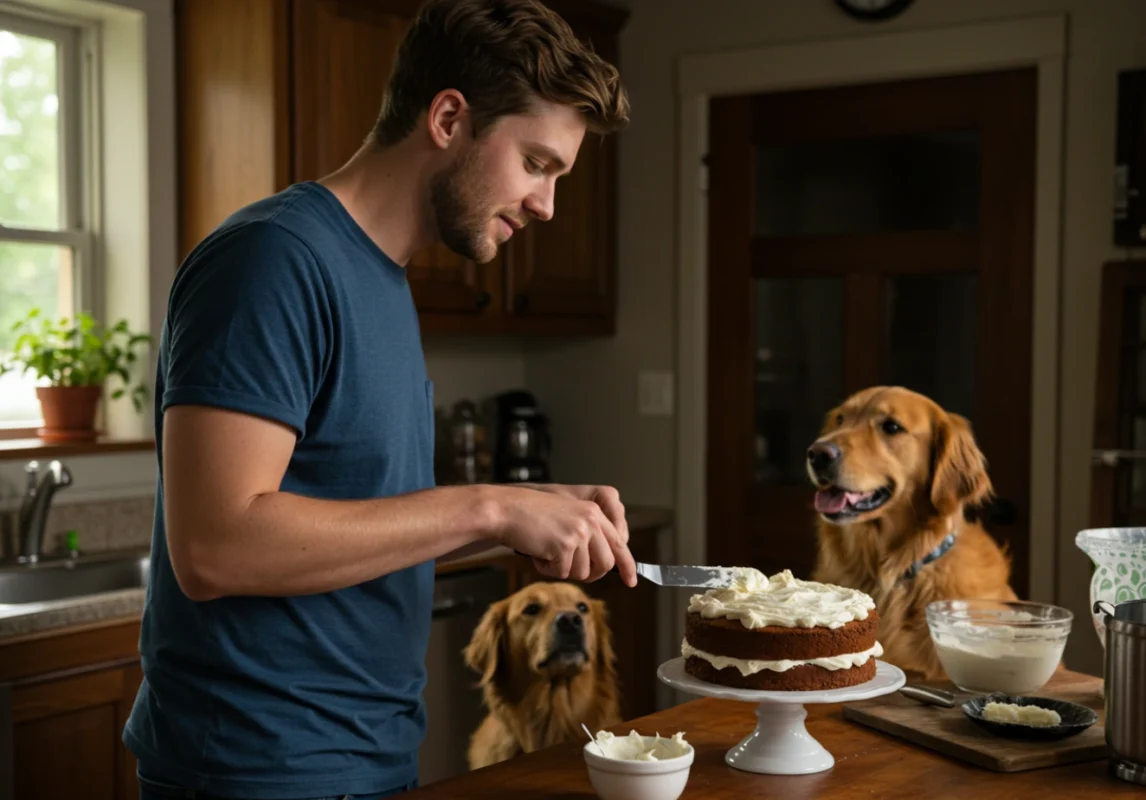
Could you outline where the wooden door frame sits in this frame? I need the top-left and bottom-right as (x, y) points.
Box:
(705, 69), (1038, 591)
(1090, 259), (1146, 528)
(671, 16), (1067, 682)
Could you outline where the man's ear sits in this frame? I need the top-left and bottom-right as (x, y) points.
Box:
(463, 598), (508, 688)
(425, 88), (469, 150)
(930, 411), (993, 516)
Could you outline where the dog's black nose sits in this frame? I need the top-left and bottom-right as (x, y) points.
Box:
(807, 441), (841, 475)
(555, 612), (583, 635)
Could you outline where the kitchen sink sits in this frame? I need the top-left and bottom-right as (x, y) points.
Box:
(0, 551), (149, 606)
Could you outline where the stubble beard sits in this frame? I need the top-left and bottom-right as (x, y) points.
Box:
(430, 147), (499, 264)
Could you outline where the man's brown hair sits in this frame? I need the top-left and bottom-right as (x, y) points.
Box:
(372, 0), (629, 146)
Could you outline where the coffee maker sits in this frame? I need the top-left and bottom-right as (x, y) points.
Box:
(486, 390), (551, 483)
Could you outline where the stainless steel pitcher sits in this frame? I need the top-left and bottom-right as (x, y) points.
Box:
(1096, 599), (1146, 785)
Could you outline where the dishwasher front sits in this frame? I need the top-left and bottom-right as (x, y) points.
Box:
(418, 564), (508, 786)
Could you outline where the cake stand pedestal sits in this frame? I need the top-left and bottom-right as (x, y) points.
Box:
(657, 657), (905, 775)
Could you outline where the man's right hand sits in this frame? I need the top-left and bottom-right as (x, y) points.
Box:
(491, 486), (636, 585)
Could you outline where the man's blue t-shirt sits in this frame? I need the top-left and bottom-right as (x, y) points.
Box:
(123, 182), (436, 798)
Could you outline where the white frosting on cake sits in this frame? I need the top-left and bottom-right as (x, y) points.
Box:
(681, 638), (883, 675)
(688, 568), (874, 630)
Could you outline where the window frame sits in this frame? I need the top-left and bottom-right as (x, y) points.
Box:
(0, 7), (99, 438)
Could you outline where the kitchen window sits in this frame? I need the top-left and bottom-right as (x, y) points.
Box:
(0, 8), (97, 434)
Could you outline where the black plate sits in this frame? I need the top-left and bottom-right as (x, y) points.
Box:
(961, 694), (1098, 741)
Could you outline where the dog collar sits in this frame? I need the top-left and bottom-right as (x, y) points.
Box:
(900, 531), (957, 583)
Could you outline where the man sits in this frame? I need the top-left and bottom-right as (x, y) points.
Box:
(123, 1), (634, 798)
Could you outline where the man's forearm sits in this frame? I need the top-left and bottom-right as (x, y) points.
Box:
(172, 483), (501, 601)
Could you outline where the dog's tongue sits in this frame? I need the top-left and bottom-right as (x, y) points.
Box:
(815, 488), (848, 514)
(815, 488), (871, 514)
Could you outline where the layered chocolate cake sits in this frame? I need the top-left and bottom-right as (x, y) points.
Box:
(682, 568), (882, 691)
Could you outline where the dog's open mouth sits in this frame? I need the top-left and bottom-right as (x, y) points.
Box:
(538, 646), (588, 671)
(814, 484), (893, 520)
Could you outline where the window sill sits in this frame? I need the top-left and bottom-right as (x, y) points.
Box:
(0, 437), (154, 460)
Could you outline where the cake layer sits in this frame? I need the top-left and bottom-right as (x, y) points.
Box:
(684, 654), (877, 691)
(684, 609), (879, 661)
(681, 637), (883, 675)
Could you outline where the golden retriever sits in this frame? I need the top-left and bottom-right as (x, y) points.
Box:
(806, 386), (1019, 681)
(463, 581), (621, 770)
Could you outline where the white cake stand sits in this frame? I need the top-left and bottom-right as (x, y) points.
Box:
(657, 657), (905, 775)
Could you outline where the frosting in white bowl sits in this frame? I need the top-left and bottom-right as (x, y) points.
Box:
(591, 730), (691, 762)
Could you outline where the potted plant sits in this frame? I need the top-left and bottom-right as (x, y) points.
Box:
(0, 308), (152, 442)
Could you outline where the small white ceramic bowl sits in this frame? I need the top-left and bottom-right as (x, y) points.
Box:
(583, 738), (694, 800)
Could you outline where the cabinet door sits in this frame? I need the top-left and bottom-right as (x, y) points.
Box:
(505, 22), (618, 328)
(12, 664), (139, 800)
(291, 0), (494, 315)
(175, 0), (293, 261)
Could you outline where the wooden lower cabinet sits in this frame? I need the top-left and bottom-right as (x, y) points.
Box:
(1, 621), (143, 800)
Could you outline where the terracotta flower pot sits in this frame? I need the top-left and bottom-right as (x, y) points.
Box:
(36, 385), (103, 442)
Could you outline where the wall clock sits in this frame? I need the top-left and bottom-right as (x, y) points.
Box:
(834, 0), (915, 22)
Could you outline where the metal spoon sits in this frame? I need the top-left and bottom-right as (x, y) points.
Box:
(582, 722), (605, 755)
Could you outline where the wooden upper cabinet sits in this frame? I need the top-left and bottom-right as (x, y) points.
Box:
(291, 0), (494, 316)
(175, 0), (293, 261)
(506, 130), (614, 320)
(176, 0), (625, 335)
(291, 0), (409, 181)
(505, 5), (624, 328)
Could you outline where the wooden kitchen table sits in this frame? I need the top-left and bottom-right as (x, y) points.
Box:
(406, 695), (1136, 799)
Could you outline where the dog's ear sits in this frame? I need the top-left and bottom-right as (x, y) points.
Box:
(463, 598), (508, 688)
(589, 597), (622, 723)
(818, 406), (842, 436)
(930, 411), (993, 516)
(590, 598), (618, 682)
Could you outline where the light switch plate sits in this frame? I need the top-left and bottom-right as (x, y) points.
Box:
(637, 370), (674, 417)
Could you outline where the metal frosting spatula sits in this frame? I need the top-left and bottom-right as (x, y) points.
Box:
(635, 562), (736, 589)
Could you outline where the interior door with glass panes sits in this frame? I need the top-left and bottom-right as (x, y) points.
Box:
(706, 69), (1037, 597)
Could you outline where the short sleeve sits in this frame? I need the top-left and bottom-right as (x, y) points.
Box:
(161, 222), (331, 438)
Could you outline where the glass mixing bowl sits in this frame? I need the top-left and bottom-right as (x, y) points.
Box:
(926, 599), (1072, 695)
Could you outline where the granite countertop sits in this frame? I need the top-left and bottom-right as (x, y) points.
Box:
(0, 505), (673, 641)
(0, 587), (148, 639)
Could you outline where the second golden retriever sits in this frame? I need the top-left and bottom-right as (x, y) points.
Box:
(807, 386), (1020, 681)
(463, 581), (621, 770)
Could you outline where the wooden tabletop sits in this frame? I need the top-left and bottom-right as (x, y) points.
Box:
(407, 691), (1137, 798)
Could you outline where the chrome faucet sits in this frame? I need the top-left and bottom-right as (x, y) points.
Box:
(17, 460), (73, 564)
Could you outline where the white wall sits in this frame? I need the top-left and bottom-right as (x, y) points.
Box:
(523, 0), (1146, 676)
(424, 336), (525, 411)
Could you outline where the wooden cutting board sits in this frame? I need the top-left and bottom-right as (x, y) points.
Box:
(842, 669), (1109, 772)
